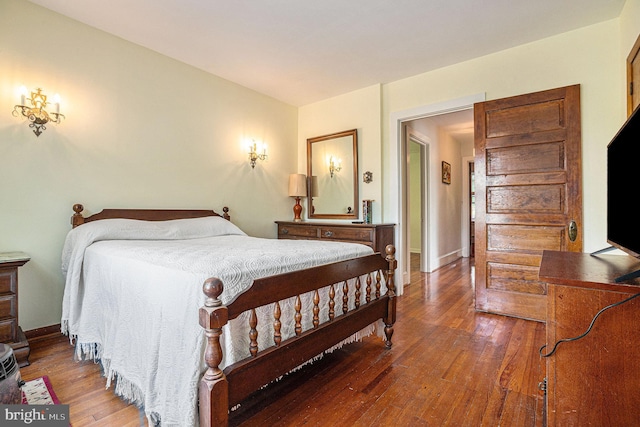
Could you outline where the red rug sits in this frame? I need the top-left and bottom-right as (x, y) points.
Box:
(21, 375), (61, 405)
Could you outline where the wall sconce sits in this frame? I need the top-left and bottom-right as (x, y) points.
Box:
(329, 156), (342, 178)
(12, 87), (64, 137)
(288, 173), (307, 222)
(248, 140), (268, 168)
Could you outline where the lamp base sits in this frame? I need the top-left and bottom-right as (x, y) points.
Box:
(292, 197), (303, 222)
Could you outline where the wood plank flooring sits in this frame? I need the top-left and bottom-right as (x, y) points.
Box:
(20, 255), (546, 426)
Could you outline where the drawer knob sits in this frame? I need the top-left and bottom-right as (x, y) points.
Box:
(281, 228), (289, 235)
(324, 231), (334, 237)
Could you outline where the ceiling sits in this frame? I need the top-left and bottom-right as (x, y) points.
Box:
(28, 0), (625, 106)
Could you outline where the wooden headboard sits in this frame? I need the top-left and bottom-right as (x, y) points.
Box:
(71, 204), (230, 228)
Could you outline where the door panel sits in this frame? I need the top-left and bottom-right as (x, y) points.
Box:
(474, 85), (582, 321)
(487, 225), (565, 252)
(486, 99), (565, 137)
(487, 185), (564, 213)
(487, 263), (547, 294)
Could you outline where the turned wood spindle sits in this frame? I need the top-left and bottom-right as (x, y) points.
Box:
(273, 302), (282, 346)
(313, 290), (320, 329)
(328, 285), (335, 321)
(294, 296), (302, 336)
(342, 281), (349, 314)
(249, 309), (258, 357)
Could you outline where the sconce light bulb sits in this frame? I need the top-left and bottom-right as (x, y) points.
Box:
(53, 94), (61, 113)
(18, 85), (27, 105)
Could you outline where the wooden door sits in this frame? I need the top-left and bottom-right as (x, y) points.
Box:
(474, 85), (583, 321)
(627, 33), (640, 116)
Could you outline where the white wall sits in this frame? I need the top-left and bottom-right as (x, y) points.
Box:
(298, 85), (382, 222)
(435, 127), (463, 263)
(383, 18), (625, 261)
(621, 0), (640, 75)
(0, 0), (298, 330)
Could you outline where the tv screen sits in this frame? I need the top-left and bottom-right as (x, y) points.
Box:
(607, 106), (640, 257)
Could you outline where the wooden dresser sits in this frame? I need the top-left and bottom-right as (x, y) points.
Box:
(0, 252), (30, 367)
(275, 221), (394, 256)
(539, 250), (640, 427)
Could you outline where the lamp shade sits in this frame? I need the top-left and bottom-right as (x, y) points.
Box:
(288, 174), (307, 198)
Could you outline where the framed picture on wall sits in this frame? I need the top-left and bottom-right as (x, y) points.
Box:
(442, 161), (451, 184)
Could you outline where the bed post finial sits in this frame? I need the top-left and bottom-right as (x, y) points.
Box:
(222, 206), (230, 221)
(384, 244), (397, 349)
(199, 277), (229, 427)
(71, 204), (85, 228)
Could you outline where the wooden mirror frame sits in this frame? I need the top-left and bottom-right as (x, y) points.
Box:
(307, 129), (359, 219)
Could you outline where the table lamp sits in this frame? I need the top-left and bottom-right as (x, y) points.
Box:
(288, 173), (307, 222)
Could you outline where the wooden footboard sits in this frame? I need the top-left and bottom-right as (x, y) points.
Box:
(198, 245), (397, 426)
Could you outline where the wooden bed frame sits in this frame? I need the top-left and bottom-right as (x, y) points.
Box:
(70, 204), (397, 426)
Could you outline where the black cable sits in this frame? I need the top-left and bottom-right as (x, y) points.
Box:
(539, 292), (640, 358)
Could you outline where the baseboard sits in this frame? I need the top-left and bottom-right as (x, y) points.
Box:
(25, 324), (62, 341)
(436, 250), (462, 270)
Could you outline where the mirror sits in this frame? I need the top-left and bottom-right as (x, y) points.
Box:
(307, 129), (358, 219)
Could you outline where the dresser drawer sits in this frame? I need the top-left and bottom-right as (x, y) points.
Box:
(0, 295), (16, 318)
(319, 227), (373, 243)
(0, 318), (16, 342)
(275, 221), (395, 257)
(278, 224), (318, 239)
(0, 270), (16, 295)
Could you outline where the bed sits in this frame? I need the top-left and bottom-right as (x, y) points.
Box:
(62, 204), (397, 426)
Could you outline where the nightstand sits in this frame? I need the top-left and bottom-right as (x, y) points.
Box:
(0, 252), (31, 367)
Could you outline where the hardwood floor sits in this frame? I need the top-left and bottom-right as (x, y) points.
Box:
(20, 254), (546, 426)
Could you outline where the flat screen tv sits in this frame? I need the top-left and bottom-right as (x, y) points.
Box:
(606, 106), (640, 260)
(592, 107), (640, 280)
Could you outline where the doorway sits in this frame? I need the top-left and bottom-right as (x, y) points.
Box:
(404, 113), (474, 272)
(406, 129), (428, 273)
(386, 93), (485, 291)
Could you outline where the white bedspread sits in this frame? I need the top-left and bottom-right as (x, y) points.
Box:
(61, 216), (378, 426)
